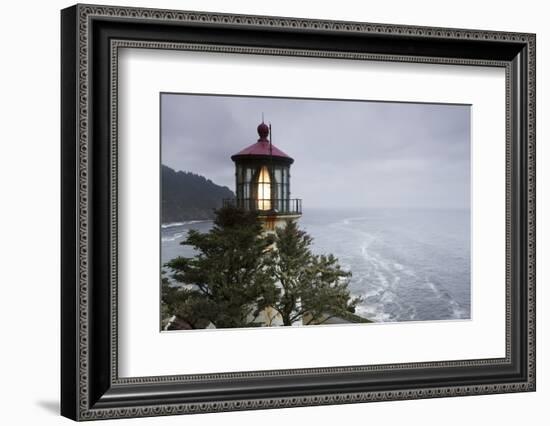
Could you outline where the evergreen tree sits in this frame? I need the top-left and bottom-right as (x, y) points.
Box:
(264, 220), (362, 326)
(163, 206), (276, 329)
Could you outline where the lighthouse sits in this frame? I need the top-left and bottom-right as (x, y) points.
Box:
(226, 121), (302, 231)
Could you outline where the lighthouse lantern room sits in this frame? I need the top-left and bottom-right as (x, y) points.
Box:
(225, 121), (302, 230)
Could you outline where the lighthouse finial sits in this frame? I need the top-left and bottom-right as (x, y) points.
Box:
(257, 120), (269, 140)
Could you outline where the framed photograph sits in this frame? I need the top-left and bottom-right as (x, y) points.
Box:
(61, 4), (536, 421)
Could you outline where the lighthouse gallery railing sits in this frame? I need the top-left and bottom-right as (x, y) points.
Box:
(223, 198), (302, 215)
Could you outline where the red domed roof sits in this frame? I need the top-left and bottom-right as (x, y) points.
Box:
(231, 122), (293, 163)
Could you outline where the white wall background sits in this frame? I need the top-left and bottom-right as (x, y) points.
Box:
(0, 0), (546, 424)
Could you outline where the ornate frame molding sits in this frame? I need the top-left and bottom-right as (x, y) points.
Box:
(61, 4), (535, 421)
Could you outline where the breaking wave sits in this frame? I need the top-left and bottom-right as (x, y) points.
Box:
(161, 220), (208, 229)
(302, 209), (471, 323)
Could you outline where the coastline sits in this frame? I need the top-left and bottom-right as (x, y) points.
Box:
(161, 219), (213, 229)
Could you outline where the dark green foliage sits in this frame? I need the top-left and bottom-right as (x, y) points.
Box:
(264, 221), (362, 326)
(162, 208), (366, 330)
(161, 165), (234, 223)
(163, 206), (277, 329)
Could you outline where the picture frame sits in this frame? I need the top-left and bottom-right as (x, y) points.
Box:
(61, 3), (536, 421)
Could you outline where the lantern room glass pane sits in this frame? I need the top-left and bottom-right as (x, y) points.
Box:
(276, 187), (281, 212)
(257, 166), (271, 210)
(236, 164), (242, 180)
(274, 167), (282, 185)
(235, 165), (242, 199)
(245, 167), (253, 183)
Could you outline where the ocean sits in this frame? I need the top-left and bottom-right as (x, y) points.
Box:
(161, 208), (471, 323)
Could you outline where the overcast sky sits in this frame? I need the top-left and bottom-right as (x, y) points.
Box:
(161, 93), (470, 210)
